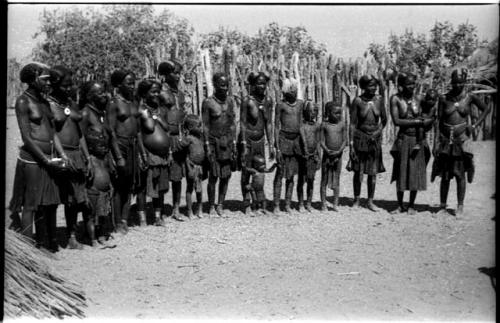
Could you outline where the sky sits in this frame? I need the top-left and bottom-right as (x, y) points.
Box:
(7, 3), (499, 62)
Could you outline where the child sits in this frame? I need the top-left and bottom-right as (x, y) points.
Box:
(179, 114), (207, 219)
(83, 130), (116, 247)
(243, 155), (277, 215)
(412, 88), (439, 156)
(298, 101), (321, 212)
(320, 102), (348, 211)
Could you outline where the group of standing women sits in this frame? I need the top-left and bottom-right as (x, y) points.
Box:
(8, 60), (490, 253)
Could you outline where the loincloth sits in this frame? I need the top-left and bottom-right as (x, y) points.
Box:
(347, 128), (385, 175)
(186, 159), (205, 193)
(300, 153), (320, 181)
(322, 153), (342, 190)
(86, 187), (112, 220)
(390, 132), (429, 191)
(9, 150), (61, 213)
(57, 146), (88, 205)
(431, 126), (474, 182)
(208, 134), (235, 179)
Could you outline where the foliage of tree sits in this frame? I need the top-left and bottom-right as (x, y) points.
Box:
(199, 22), (327, 65)
(7, 57), (24, 108)
(368, 20), (483, 79)
(33, 5), (195, 86)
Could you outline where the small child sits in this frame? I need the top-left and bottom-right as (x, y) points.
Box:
(244, 154), (277, 215)
(320, 102), (347, 211)
(83, 130), (116, 247)
(179, 114), (207, 219)
(412, 89), (438, 155)
(298, 101), (321, 212)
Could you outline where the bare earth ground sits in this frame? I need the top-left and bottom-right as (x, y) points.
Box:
(5, 112), (496, 321)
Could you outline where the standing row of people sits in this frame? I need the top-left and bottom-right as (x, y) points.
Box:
(9, 61), (489, 252)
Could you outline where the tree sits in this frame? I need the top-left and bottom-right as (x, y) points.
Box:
(33, 5), (194, 86)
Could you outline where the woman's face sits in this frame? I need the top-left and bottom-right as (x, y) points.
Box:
(145, 83), (161, 107)
(214, 76), (229, 100)
(166, 67), (181, 86)
(55, 74), (73, 98)
(34, 69), (52, 95)
(120, 74), (136, 97)
(254, 76), (267, 96)
(90, 83), (108, 110)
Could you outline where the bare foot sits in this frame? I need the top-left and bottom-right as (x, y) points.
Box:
(195, 205), (203, 219)
(331, 204), (339, 212)
(436, 207), (449, 216)
(185, 210), (194, 220)
(244, 206), (253, 216)
(298, 203), (305, 213)
(367, 201), (380, 212)
(320, 203), (327, 212)
(284, 204), (292, 214)
(407, 207), (417, 215)
(272, 206), (281, 215)
(67, 235), (84, 250)
(352, 198), (360, 209)
(216, 205), (227, 218)
(455, 205), (464, 218)
(390, 206), (406, 214)
(154, 216), (165, 226)
(172, 209), (185, 222)
(208, 206), (217, 217)
(304, 203), (312, 212)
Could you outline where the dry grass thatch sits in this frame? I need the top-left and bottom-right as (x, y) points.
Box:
(4, 229), (87, 319)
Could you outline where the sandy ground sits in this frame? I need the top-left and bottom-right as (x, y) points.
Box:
(5, 112), (496, 321)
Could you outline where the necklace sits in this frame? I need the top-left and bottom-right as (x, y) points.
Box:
(213, 95), (227, 105)
(24, 90), (43, 102)
(116, 93), (132, 104)
(87, 103), (105, 123)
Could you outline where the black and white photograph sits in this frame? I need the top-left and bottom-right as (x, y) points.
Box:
(4, 1), (498, 321)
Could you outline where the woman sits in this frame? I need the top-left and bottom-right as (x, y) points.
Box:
(202, 73), (237, 217)
(107, 70), (148, 234)
(79, 80), (115, 246)
(239, 71), (274, 215)
(9, 63), (67, 252)
(158, 61), (187, 221)
(432, 69), (491, 217)
(348, 73), (387, 212)
(389, 73), (435, 215)
(48, 65), (91, 249)
(137, 78), (171, 226)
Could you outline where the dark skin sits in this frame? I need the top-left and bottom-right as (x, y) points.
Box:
(160, 66), (186, 221)
(297, 104), (321, 212)
(349, 75), (387, 211)
(178, 120), (205, 219)
(320, 105), (347, 211)
(80, 82), (113, 245)
(137, 83), (171, 225)
(16, 68), (66, 251)
(240, 75), (274, 214)
(244, 161), (277, 215)
(435, 76), (491, 216)
(202, 75), (237, 217)
(49, 73), (92, 249)
(390, 76), (435, 214)
(273, 86), (303, 213)
(107, 74), (147, 232)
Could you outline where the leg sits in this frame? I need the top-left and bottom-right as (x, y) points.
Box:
(45, 205), (59, 252)
(152, 195), (165, 226)
(208, 174), (217, 216)
(391, 191), (406, 214)
(83, 199), (97, 247)
(320, 167), (327, 211)
(65, 204), (83, 249)
(241, 171), (252, 215)
(456, 176), (466, 217)
(195, 191), (203, 218)
(113, 188), (130, 234)
(408, 191), (417, 215)
(297, 173), (305, 212)
(305, 179), (314, 212)
(366, 175), (379, 212)
(273, 167), (283, 213)
(284, 178), (294, 213)
(171, 181), (184, 221)
(185, 179), (194, 219)
(136, 191), (147, 226)
(437, 178), (451, 215)
(216, 177), (230, 217)
(352, 172), (361, 208)
(21, 208), (35, 239)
